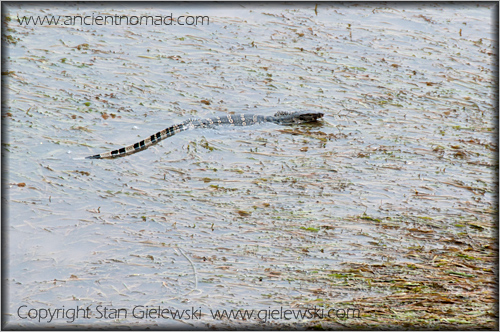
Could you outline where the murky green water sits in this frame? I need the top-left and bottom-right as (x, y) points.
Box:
(3, 2), (497, 329)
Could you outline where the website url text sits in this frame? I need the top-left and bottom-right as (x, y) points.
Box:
(16, 14), (209, 26)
